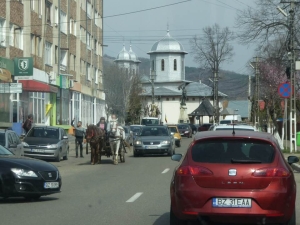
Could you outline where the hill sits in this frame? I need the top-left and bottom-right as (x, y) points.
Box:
(103, 55), (250, 100)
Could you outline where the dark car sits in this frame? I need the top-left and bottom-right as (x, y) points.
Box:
(0, 129), (24, 157)
(22, 126), (69, 162)
(197, 123), (213, 132)
(170, 130), (299, 225)
(177, 124), (192, 138)
(0, 145), (61, 200)
(133, 125), (175, 157)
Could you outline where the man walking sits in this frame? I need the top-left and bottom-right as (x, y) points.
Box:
(71, 118), (86, 158)
(22, 114), (33, 134)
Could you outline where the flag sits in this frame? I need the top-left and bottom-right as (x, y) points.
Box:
(165, 114), (167, 123)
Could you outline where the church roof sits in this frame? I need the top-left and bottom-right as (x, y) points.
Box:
(115, 45), (130, 61)
(148, 31), (188, 54)
(141, 87), (181, 96)
(188, 98), (214, 116)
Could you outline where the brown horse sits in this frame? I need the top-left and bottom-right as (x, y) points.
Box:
(85, 124), (105, 165)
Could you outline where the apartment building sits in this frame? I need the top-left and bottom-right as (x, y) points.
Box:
(0, 0), (104, 133)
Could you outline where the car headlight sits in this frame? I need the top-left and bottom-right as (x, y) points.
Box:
(22, 142), (29, 147)
(47, 144), (58, 148)
(11, 168), (38, 177)
(134, 140), (142, 145)
(184, 131), (189, 133)
(174, 137), (179, 139)
(161, 140), (170, 144)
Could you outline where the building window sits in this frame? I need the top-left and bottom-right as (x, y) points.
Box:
(95, 68), (98, 84)
(86, 32), (91, 49)
(10, 24), (23, 49)
(45, 41), (52, 65)
(60, 50), (67, 71)
(55, 7), (58, 23)
(174, 59), (177, 71)
(152, 60), (155, 71)
(30, 0), (34, 10)
(46, 1), (52, 24)
(161, 59), (164, 71)
(56, 89), (69, 125)
(81, 0), (87, 11)
(172, 97), (175, 100)
(60, 11), (67, 34)
(192, 97), (195, 101)
(37, 0), (42, 16)
(87, 2), (92, 18)
(86, 63), (91, 81)
(73, 92), (80, 122)
(166, 97), (169, 101)
(0, 18), (6, 47)
(29, 92), (46, 124)
(80, 26), (86, 43)
(55, 45), (58, 63)
(70, 19), (76, 36)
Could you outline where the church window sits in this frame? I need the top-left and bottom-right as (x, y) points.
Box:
(192, 97), (195, 101)
(166, 97), (169, 101)
(174, 59), (177, 71)
(152, 60), (155, 71)
(172, 97), (175, 100)
(161, 59), (164, 71)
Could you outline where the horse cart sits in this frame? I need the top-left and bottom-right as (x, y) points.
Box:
(85, 124), (129, 165)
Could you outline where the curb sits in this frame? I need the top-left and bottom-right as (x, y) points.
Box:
(291, 163), (300, 172)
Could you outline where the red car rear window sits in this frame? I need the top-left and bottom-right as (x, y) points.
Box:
(191, 140), (275, 164)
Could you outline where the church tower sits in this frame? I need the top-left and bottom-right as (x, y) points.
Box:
(114, 44), (141, 74)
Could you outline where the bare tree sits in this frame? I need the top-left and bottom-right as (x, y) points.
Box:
(235, 0), (300, 49)
(190, 23), (234, 123)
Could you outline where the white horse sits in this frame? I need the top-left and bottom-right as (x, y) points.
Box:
(108, 119), (125, 165)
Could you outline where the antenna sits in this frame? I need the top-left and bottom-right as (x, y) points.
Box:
(232, 123), (235, 135)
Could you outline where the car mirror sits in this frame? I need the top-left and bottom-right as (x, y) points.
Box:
(287, 156), (299, 165)
(171, 154), (182, 162)
(63, 135), (68, 139)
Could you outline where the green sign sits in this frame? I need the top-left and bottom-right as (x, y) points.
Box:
(14, 57), (33, 76)
(0, 57), (14, 73)
(60, 74), (69, 89)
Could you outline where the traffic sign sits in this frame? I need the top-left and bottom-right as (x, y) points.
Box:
(0, 83), (22, 93)
(278, 82), (292, 98)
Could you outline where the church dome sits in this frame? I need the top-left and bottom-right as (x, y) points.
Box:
(128, 45), (137, 61)
(148, 31), (188, 54)
(116, 45), (130, 61)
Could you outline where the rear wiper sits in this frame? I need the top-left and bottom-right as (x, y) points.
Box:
(231, 159), (262, 164)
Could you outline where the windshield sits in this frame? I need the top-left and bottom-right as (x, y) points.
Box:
(177, 125), (188, 129)
(191, 140), (275, 164)
(27, 127), (59, 139)
(168, 127), (178, 133)
(0, 145), (13, 155)
(220, 120), (231, 124)
(141, 127), (168, 136)
(141, 119), (159, 125)
(0, 133), (5, 146)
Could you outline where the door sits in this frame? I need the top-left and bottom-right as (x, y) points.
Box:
(12, 132), (24, 156)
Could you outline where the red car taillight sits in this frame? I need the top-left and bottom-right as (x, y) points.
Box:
(252, 167), (290, 177)
(177, 166), (213, 176)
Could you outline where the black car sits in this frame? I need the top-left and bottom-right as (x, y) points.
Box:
(189, 124), (197, 134)
(177, 124), (193, 138)
(0, 145), (61, 200)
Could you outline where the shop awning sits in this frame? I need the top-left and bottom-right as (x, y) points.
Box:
(19, 80), (58, 93)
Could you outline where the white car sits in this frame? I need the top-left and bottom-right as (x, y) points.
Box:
(210, 124), (257, 131)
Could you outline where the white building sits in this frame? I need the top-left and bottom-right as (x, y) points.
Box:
(140, 30), (227, 125)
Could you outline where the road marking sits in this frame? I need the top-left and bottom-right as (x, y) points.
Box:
(162, 168), (170, 174)
(126, 192), (143, 203)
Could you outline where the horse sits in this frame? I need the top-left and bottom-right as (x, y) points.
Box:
(85, 124), (105, 165)
(108, 119), (126, 165)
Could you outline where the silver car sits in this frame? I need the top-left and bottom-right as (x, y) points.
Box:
(0, 129), (24, 157)
(22, 126), (69, 162)
(122, 126), (133, 146)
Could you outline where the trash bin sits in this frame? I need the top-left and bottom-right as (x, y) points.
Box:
(297, 132), (300, 146)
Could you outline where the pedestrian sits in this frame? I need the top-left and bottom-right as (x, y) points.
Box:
(71, 118), (86, 158)
(22, 114), (33, 134)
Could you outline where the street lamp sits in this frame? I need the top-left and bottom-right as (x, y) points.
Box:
(150, 70), (156, 104)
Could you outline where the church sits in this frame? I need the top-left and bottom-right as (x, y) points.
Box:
(114, 30), (227, 125)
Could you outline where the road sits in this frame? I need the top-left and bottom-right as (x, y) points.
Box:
(0, 137), (300, 225)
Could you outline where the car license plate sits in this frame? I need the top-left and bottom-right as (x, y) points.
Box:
(146, 146), (157, 149)
(31, 149), (45, 153)
(212, 198), (251, 208)
(44, 182), (59, 189)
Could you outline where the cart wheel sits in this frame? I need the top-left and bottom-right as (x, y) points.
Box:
(120, 150), (125, 163)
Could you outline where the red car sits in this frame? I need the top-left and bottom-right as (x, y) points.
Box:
(170, 130), (298, 225)
(197, 123), (213, 132)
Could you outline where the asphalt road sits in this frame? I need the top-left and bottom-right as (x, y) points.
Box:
(1, 136), (300, 225)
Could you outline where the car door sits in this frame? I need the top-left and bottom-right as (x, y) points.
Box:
(12, 132), (24, 156)
(7, 132), (18, 155)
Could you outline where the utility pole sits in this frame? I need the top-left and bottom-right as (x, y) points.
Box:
(248, 74), (251, 120)
(150, 70), (156, 104)
(58, 0), (61, 125)
(288, 0), (296, 152)
(255, 56), (260, 127)
(213, 63), (219, 123)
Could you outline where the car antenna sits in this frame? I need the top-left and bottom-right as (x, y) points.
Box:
(232, 123), (235, 135)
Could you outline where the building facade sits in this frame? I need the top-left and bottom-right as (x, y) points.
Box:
(0, 0), (104, 133)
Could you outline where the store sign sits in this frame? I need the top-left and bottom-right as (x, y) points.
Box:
(0, 57), (14, 72)
(13, 57), (33, 76)
(0, 83), (22, 93)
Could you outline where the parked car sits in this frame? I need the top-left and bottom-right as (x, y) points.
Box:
(170, 130), (299, 225)
(0, 145), (62, 200)
(133, 125), (175, 157)
(177, 124), (192, 138)
(167, 125), (181, 147)
(122, 126), (133, 146)
(22, 126), (69, 162)
(189, 124), (197, 134)
(197, 123), (213, 132)
(0, 129), (24, 157)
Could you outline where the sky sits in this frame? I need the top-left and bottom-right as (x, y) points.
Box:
(103, 0), (257, 75)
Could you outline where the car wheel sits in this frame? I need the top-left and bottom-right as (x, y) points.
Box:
(170, 207), (188, 225)
(63, 147), (69, 160)
(284, 210), (296, 225)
